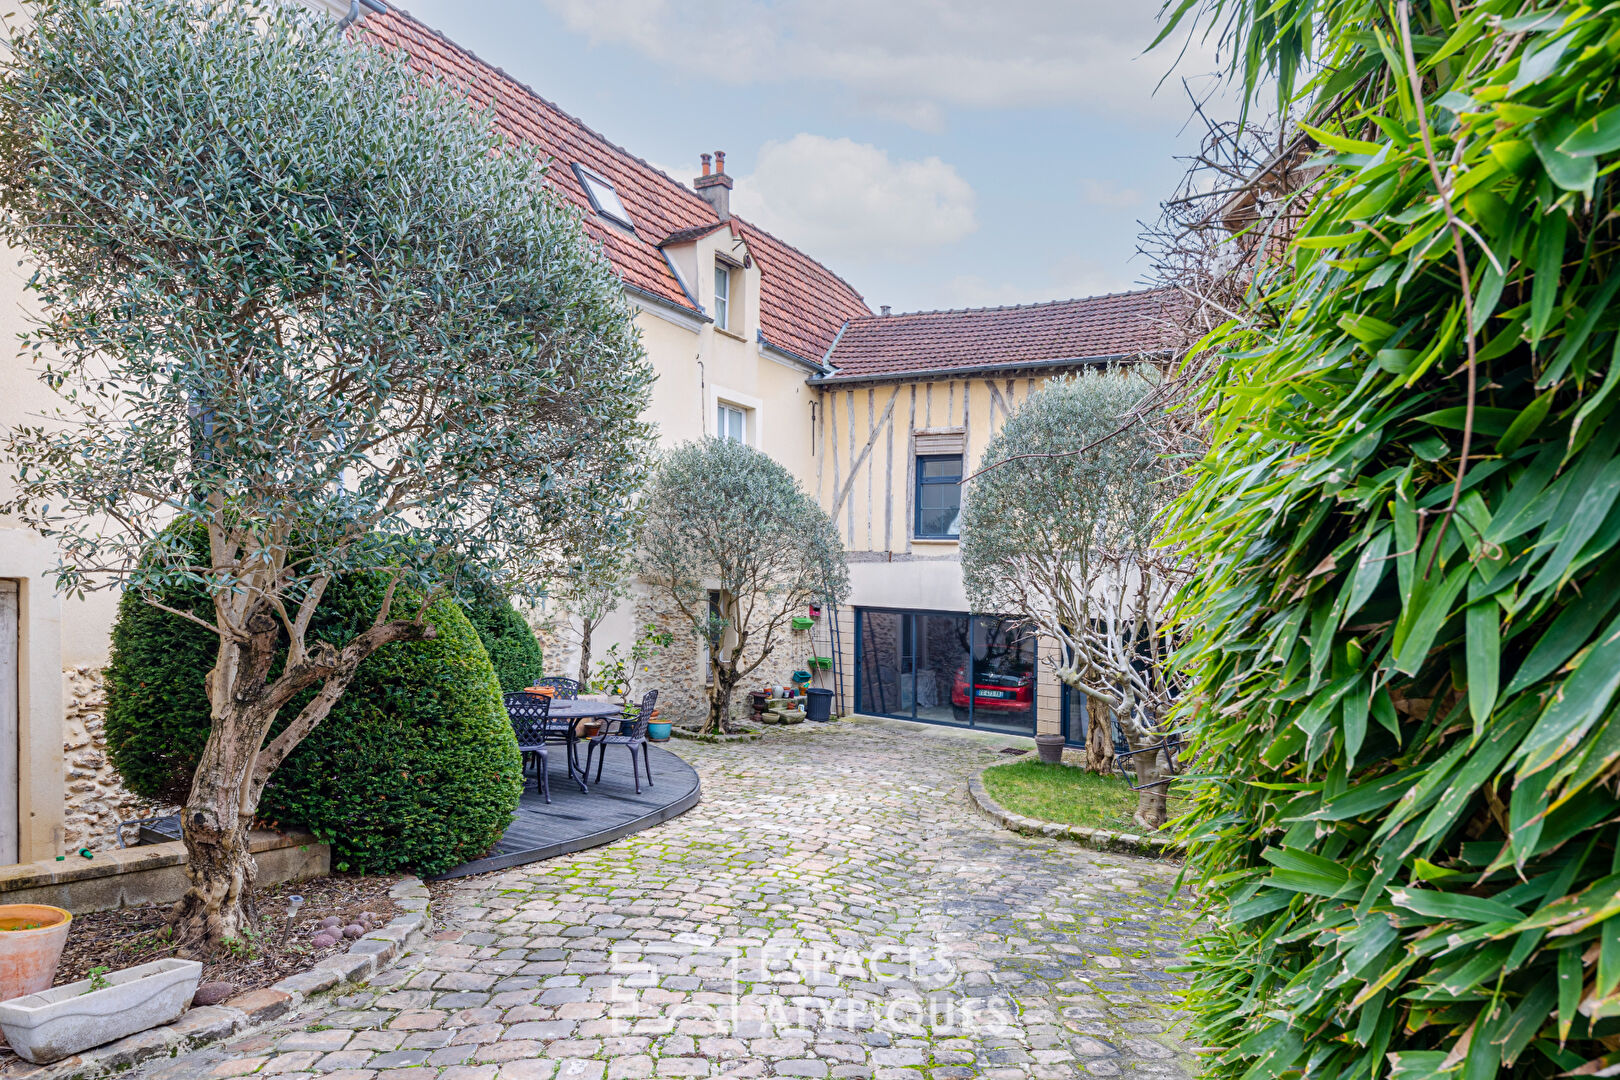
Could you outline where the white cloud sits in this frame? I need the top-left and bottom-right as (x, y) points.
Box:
(936, 255), (1141, 309)
(731, 134), (977, 262)
(539, 0), (1222, 130)
(1079, 178), (1144, 210)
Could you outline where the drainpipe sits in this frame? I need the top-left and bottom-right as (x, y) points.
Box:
(337, 0), (361, 29)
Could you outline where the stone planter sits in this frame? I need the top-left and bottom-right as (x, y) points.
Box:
(1034, 734), (1066, 765)
(0, 903), (73, 1002)
(0, 957), (203, 1063)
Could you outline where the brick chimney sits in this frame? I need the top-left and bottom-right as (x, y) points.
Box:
(694, 149), (732, 221)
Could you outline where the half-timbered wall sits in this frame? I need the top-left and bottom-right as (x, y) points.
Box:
(812, 373), (1077, 738)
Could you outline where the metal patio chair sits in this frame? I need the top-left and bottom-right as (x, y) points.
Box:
(585, 689), (658, 795)
(503, 691), (553, 804)
(535, 676), (581, 700)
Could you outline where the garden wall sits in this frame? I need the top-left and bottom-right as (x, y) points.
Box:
(62, 667), (173, 853)
(633, 583), (812, 726)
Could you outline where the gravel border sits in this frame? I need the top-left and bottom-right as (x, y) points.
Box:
(8, 878), (433, 1080)
(967, 763), (1182, 857)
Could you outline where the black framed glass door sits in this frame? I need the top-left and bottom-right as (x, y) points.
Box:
(855, 607), (1036, 734)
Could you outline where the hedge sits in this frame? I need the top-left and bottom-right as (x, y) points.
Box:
(105, 559), (522, 876)
(462, 594), (544, 693)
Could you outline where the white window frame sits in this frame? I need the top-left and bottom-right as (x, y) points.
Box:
(717, 402), (747, 443)
(708, 386), (762, 447)
(713, 261), (732, 330)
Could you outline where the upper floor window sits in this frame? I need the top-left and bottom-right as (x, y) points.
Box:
(915, 454), (963, 539)
(718, 402), (747, 443)
(572, 164), (634, 231)
(713, 261), (733, 330)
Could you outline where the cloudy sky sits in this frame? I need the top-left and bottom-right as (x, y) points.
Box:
(384, 0), (1234, 314)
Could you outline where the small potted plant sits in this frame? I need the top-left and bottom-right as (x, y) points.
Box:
(0, 904), (73, 1003)
(589, 624), (674, 733)
(0, 957), (203, 1064)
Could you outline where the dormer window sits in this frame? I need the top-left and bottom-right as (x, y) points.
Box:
(713, 255), (742, 333)
(713, 261), (731, 330)
(571, 164), (633, 231)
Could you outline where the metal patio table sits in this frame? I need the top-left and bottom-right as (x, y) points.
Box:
(541, 698), (623, 793)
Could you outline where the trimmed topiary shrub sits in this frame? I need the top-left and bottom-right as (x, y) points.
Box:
(462, 594), (544, 693)
(106, 555), (523, 876)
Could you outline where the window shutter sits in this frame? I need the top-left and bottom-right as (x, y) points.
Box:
(913, 428), (966, 455)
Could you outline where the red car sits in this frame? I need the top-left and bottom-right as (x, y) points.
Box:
(951, 666), (1034, 723)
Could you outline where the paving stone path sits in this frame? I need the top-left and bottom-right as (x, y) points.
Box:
(136, 720), (1194, 1080)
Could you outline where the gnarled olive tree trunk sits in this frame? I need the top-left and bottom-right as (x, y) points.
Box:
(1085, 696), (1114, 774)
(171, 606), (429, 951)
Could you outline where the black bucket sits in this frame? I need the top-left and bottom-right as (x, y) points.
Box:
(805, 687), (834, 722)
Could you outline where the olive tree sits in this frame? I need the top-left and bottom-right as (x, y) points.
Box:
(0, 0), (652, 948)
(960, 370), (1186, 827)
(639, 439), (848, 734)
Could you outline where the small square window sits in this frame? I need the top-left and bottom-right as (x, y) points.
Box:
(572, 164), (633, 230)
(713, 262), (732, 330)
(915, 454), (962, 539)
(718, 403), (747, 443)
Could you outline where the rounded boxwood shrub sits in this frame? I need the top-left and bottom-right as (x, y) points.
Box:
(462, 593), (544, 693)
(105, 551), (523, 876)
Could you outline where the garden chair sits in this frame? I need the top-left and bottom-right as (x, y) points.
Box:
(585, 689), (658, 795)
(535, 676), (581, 699)
(502, 691), (553, 804)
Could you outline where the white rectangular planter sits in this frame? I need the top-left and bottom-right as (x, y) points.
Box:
(0, 957), (202, 1064)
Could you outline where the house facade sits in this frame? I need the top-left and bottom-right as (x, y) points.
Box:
(0, 0), (1172, 867)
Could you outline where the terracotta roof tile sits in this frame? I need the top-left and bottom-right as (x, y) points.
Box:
(660, 222), (732, 247)
(355, 7), (869, 360)
(819, 289), (1180, 383)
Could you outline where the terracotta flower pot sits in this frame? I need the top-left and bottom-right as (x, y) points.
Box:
(0, 905), (73, 1003)
(1034, 734), (1066, 765)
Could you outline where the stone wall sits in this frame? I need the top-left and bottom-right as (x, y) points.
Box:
(62, 667), (173, 853)
(633, 582), (814, 727)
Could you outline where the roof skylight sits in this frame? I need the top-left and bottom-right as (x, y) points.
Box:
(572, 164), (633, 231)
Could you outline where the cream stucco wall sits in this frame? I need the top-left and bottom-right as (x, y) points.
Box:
(809, 373), (1082, 737)
(547, 225), (824, 713)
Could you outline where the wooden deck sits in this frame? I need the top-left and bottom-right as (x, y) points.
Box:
(432, 742), (701, 879)
(136, 743), (701, 880)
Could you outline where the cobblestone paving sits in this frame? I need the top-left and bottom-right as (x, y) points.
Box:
(137, 721), (1193, 1080)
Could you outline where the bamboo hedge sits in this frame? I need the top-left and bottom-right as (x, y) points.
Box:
(1161, 1), (1620, 1077)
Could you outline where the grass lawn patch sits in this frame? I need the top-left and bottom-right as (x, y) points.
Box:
(980, 759), (1142, 831)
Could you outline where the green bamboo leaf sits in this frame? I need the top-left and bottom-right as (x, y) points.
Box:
(1558, 105), (1620, 157)
(1414, 700), (1534, 844)
(1344, 524), (1394, 619)
(1559, 944), (1581, 1041)
(1392, 561), (1470, 675)
(1466, 600), (1501, 725)
(1531, 127), (1597, 194)
(1541, 271), (1620, 387)
(1497, 980), (1555, 1066)
(1518, 611), (1620, 777)
(1497, 387), (1555, 455)
(1525, 456), (1620, 596)
(1389, 886), (1523, 924)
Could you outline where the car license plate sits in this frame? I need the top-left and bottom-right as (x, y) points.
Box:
(977, 689), (1010, 699)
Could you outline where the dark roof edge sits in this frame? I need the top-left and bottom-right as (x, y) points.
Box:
(757, 332), (828, 374)
(807, 351), (1172, 388)
(624, 283), (710, 325)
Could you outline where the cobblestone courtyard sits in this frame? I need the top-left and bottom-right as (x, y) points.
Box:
(137, 720), (1194, 1080)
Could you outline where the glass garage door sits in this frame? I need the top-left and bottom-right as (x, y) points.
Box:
(854, 607), (1035, 734)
